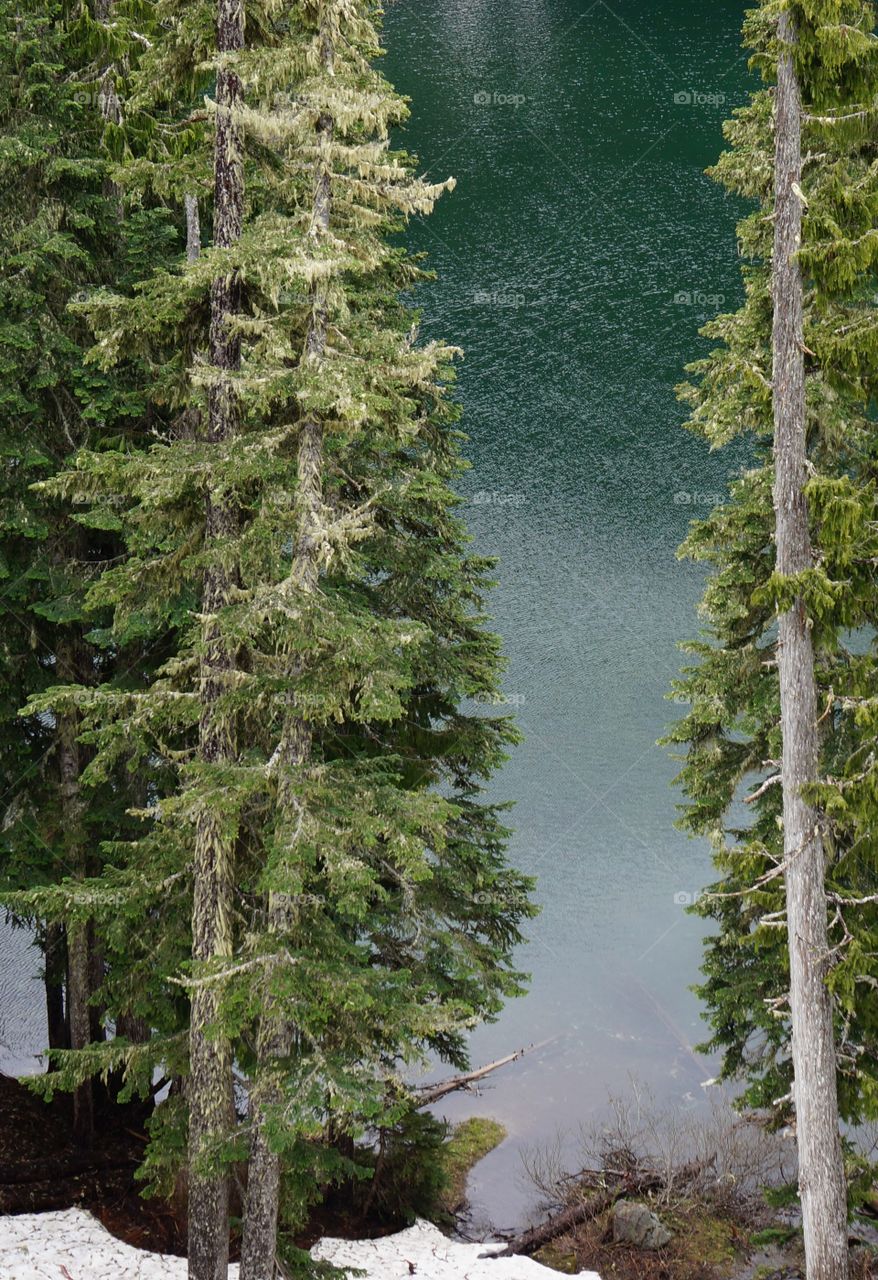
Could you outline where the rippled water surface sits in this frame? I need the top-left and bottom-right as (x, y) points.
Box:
(0, 920), (45, 1075)
(381, 0), (752, 1229)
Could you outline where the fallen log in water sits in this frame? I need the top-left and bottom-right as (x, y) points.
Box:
(493, 1154), (717, 1257)
(413, 1038), (556, 1107)
(493, 1175), (660, 1258)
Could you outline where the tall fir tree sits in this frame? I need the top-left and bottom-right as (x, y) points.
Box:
(0, 0), (177, 1132)
(771, 11), (847, 1274)
(13, 1), (535, 1273)
(667, 0), (878, 1243)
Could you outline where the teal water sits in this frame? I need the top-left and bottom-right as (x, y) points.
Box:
(382, 0), (752, 1230)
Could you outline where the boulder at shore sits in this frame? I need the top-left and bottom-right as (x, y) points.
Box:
(0, 1207), (602, 1279)
(612, 1201), (673, 1251)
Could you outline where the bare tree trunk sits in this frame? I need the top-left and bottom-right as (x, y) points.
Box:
(772, 15), (849, 1280)
(94, 0), (124, 220)
(186, 0), (244, 1275)
(239, 34), (334, 1280)
(185, 194), (201, 264)
(56, 638), (93, 1143)
(43, 924), (69, 1055)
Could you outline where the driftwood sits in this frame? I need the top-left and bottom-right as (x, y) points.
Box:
(493, 1174), (661, 1258)
(413, 1039), (553, 1108)
(493, 1155), (716, 1258)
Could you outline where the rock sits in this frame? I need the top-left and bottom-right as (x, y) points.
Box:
(612, 1200), (673, 1251)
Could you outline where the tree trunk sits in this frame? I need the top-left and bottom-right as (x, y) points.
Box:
(185, 194), (201, 264)
(239, 36), (334, 1280)
(43, 924), (69, 1055)
(186, 1), (244, 1276)
(94, 0), (124, 219)
(772, 14), (849, 1280)
(56, 638), (93, 1144)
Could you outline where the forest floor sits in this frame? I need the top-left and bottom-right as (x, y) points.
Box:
(0, 1073), (186, 1255)
(525, 1180), (878, 1280)
(0, 1074), (507, 1261)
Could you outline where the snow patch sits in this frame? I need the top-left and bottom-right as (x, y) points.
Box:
(0, 1208), (601, 1280)
(0, 1207), (221, 1279)
(314, 1219), (602, 1279)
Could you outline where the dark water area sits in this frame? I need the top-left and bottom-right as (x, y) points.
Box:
(381, 0), (753, 1231)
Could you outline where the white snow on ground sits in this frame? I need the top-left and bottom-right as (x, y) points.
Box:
(0, 1207), (228, 1280)
(0, 1209), (601, 1280)
(314, 1219), (602, 1279)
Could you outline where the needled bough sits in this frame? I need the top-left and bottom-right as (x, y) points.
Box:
(0, 0), (183, 1148)
(665, 0), (878, 1262)
(8, 1), (536, 1277)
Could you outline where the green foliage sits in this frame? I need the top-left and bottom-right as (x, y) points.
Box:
(667, 0), (878, 1124)
(0, 0), (535, 1256)
(353, 1112), (452, 1227)
(0, 0), (178, 1069)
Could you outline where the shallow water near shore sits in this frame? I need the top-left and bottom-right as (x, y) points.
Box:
(381, 0), (752, 1231)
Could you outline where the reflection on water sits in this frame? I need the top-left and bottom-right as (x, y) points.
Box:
(382, 0), (752, 1229)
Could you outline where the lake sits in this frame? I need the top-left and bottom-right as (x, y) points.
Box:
(381, 0), (752, 1231)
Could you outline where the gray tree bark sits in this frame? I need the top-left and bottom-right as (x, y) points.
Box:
(239, 33), (334, 1280)
(43, 923), (69, 1054)
(187, 0), (244, 1275)
(56, 638), (93, 1143)
(185, 194), (202, 264)
(772, 14), (849, 1280)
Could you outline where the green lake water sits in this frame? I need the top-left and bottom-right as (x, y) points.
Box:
(382, 0), (752, 1230)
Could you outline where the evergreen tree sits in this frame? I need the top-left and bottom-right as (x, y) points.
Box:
(668, 0), (878, 1245)
(771, 11), (847, 1275)
(0, 0), (176, 1133)
(17, 1), (535, 1273)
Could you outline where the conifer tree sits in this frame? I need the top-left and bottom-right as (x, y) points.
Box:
(186, 0), (245, 1266)
(668, 0), (878, 1261)
(0, 0), (175, 1131)
(771, 12), (847, 1275)
(20, 2), (534, 1273)
(239, 14), (333, 1269)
